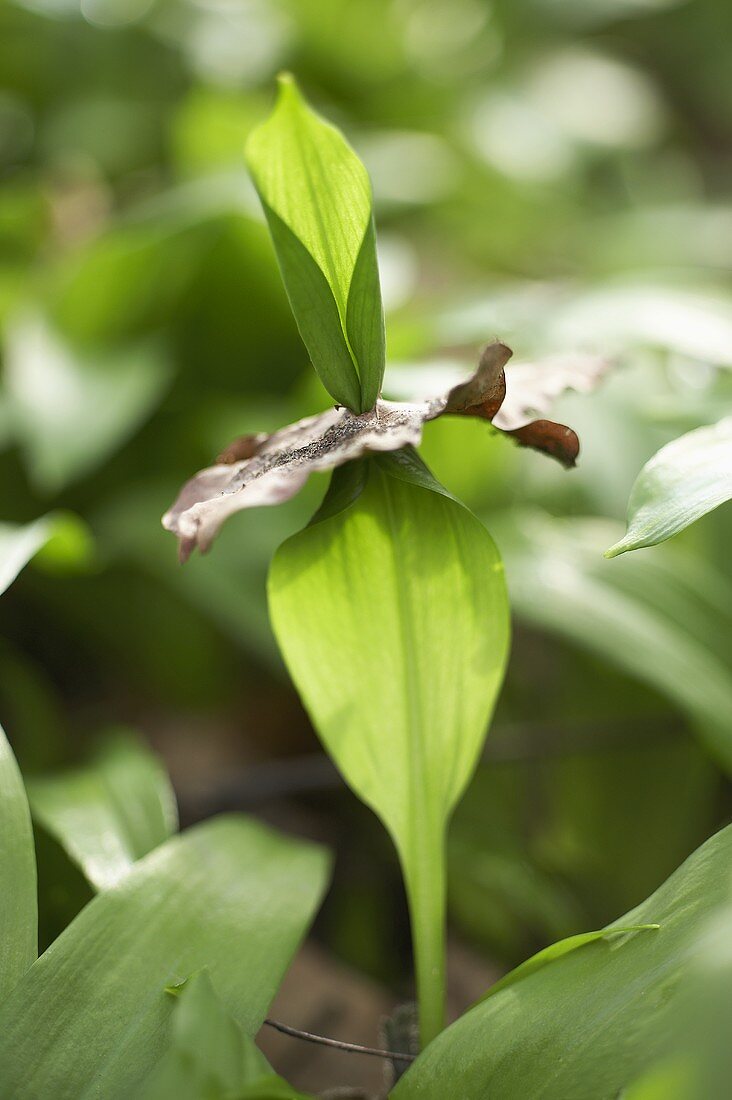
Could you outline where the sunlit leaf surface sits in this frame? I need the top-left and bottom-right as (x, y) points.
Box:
(269, 450), (509, 1041)
(246, 75), (385, 412)
(607, 417), (732, 556)
(27, 730), (178, 891)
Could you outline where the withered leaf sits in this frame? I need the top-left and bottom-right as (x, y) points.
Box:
(443, 341), (510, 421)
(163, 341), (609, 560)
(164, 401), (432, 562)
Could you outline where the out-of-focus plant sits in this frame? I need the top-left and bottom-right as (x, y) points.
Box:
(607, 417), (732, 556)
(0, 532), (329, 1099)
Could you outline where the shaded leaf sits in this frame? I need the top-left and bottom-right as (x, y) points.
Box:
(0, 517), (58, 597)
(0, 514), (94, 596)
(26, 730), (178, 891)
(393, 823), (732, 1100)
(0, 816), (330, 1099)
(246, 75), (385, 412)
(620, 895), (732, 1100)
(607, 417), (732, 556)
(268, 450), (509, 1042)
(0, 723), (37, 1001)
(498, 512), (732, 771)
(3, 312), (170, 492)
(141, 971), (313, 1099)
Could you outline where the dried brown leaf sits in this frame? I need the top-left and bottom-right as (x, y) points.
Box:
(162, 341), (609, 558)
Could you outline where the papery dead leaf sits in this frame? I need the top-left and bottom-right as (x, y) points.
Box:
(163, 401), (432, 562)
(163, 341), (609, 559)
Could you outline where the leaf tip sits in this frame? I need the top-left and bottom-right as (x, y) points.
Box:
(275, 70), (301, 107)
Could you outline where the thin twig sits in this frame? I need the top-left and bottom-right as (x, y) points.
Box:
(263, 1017), (416, 1063)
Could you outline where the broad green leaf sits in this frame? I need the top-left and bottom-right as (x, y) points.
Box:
(26, 730), (178, 891)
(621, 1061), (695, 1100)
(269, 450), (509, 1042)
(0, 816), (329, 1099)
(0, 722), (37, 1001)
(392, 822), (732, 1100)
(497, 512), (732, 770)
(246, 75), (385, 412)
(621, 899), (732, 1100)
(4, 313), (170, 492)
(607, 417), (732, 556)
(141, 971), (313, 1100)
(477, 924), (659, 1003)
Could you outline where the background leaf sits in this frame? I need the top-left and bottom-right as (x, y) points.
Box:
(3, 313), (170, 494)
(246, 75), (385, 412)
(498, 512), (732, 770)
(0, 723), (37, 1002)
(269, 451), (509, 1042)
(607, 417), (732, 556)
(0, 816), (330, 1099)
(393, 823), (732, 1100)
(0, 514), (91, 597)
(27, 729), (178, 891)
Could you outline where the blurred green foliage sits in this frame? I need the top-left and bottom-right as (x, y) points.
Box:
(1, 0), (730, 993)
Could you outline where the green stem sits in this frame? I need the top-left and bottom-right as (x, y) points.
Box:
(404, 827), (447, 1049)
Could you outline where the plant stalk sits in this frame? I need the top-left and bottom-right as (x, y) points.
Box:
(403, 827), (448, 1049)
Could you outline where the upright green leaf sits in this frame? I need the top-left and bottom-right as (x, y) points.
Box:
(246, 75), (385, 412)
(269, 451), (510, 1043)
(26, 730), (178, 891)
(607, 417), (732, 556)
(141, 971), (313, 1100)
(393, 823), (732, 1100)
(0, 723), (37, 1001)
(0, 816), (329, 1099)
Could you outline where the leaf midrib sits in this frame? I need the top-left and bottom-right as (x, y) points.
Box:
(289, 117), (364, 399)
(379, 470), (429, 855)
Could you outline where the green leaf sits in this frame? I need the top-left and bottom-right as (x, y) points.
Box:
(26, 730), (178, 891)
(245, 75), (385, 412)
(0, 816), (330, 1098)
(0, 723), (37, 1001)
(0, 517), (55, 597)
(392, 823), (732, 1100)
(141, 971), (313, 1100)
(269, 450), (509, 1042)
(0, 514), (91, 597)
(498, 512), (732, 771)
(607, 417), (732, 556)
(4, 313), (171, 493)
(631, 897), (732, 1100)
(476, 924), (659, 1003)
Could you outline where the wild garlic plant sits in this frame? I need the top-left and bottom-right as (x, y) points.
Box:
(163, 74), (603, 1047)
